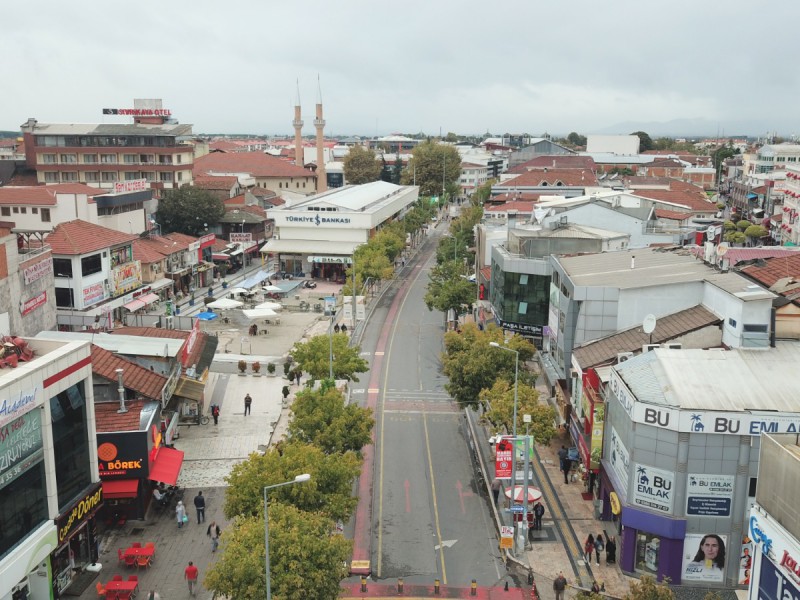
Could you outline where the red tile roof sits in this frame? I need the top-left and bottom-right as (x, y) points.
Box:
(485, 201), (537, 213)
(655, 209), (692, 221)
(0, 186), (58, 205)
(208, 140), (241, 152)
(132, 238), (168, 263)
(91, 345), (167, 402)
(194, 151), (316, 179)
(647, 159), (685, 169)
(111, 326), (188, 340)
(507, 155), (595, 174)
(488, 192), (541, 203)
(224, 194), (247, 206)
(45, 219), (138, 255)
(95, 399), (151, 432)
(501, 168), (598, 188)
(740, 254), (800, 299)
(193, 175), (239, 190)
(634, 189), (716, 212)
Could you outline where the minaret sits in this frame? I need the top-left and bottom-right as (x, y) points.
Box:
(314, 76), (327, 192)
(293, 80), (304, 167)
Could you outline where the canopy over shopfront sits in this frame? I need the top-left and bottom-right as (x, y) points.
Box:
(102, 479), (140, 499)
(147, 447), (185, 486)
(122, 293), (159, 312)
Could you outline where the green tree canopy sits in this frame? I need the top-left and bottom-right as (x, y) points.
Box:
(480, 379), (556, 444)
(205, 507), (351, 600)
(713, 144), (738, 171)
(370, 224), (406, 262)
(622, 575), (674, 600)
(343, 146), (381, 185)
(471, 179), (495, 204)
(744, 224), (768, 242)
(400, 141), (462, 196)
(424, 259), (475, 319)
(223, 441), (361, 522)
(566, 132), (587, 147)
(289, 386), (374, 455)
(723, 220), (737, 231)
(631, 131), (654, 153)
(724, 231), (747, 245)
(736, 219), (752, 232)
(350, 244), (394, 284)
(291, 333), (369, 382)
(156, 187), (225, 235)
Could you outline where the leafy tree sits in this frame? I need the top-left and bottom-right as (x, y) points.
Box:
(351, 244), (394, 283)
(566, 132), (587, 147)
(744, 224), (768, 244)
(289, 386), (374, 455)
(156, 187), (225, 235)
(713, 144), (737, 172)
(370, 225), (406, 262)
(631, 131), (654, 153)
(736, 219), (752, 232)
(400, 141), (462, 196)
(392, 157), (404, 184)
(480, 380), (556, 444)
(223, 441), (361, 522)
(441, 324), (535, 406)
(444, 132), (459, 143)
(724, 231), (746, 245)
(622, 575), (674, 600)
(723, 220), (737, 231)
(472, 179), (495, 204)
(609, 167), (636, 177)
(291, 333), (369, 382)
(205, 507), (351, 600)
(343, 146), (381, 184)
(424, 259), (475, 322)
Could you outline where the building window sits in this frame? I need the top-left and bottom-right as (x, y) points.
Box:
(62, 172), (78, 182)
(83, 154), (98, 163)
(44, 172), (59, 183)
(54, 286), (75, 307)
(0, 207), (9, 216)
(41, 208), (51, 222)
(53, 258), (72, 277)
(159, 172), (172, 182)
(728, 317), (737, 328)
(12, 207), (19, 213)
(59, 154), (77, 163)
(102, 172), (118, 182)
(123, 154), (137, 164)
(20, 207), (27, 214)
(81, 253), (102, 276)
(176, 155), (182, 164)
(50, 383), (92, 510)
(100, 154), (117, 164)
(42, 153), (57, 164)
(177, 172), (183, 181)
(518, 301), (528, 314)
(296, 183), (299, 189)
(85, 172), (100, 182)
(32, 207), (38, 214)
(124, 172), (140, 181)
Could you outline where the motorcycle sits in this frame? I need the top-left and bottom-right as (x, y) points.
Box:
(303, 280), (317, 289)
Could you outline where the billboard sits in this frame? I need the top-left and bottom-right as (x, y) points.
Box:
(682, 534), (727, 583)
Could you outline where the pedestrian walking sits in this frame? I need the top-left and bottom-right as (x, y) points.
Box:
(584, 534), (595, 564)
(557, 446), (569, 484)
(211, 404), (220, 425)
(294, 370), (302, 385)
(605, 534), (617, 564)
(594, 532), (605, 566)
(175, 501), (186, 528)
(553, 571), (568, 600)
(591, 581), (601, 594)
(533, 501), (545, 530)
(184, 561), (199, 596)
(194, 491), (206, 524)
(244, 393), (252, 416)
(491, 478), (501, 504)
(207, 521), (222, 552)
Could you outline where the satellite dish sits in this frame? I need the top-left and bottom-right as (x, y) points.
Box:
(642, 314), (657, 335)
(717, 243), (730, 256)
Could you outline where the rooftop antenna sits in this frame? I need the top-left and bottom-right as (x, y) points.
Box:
(642, 314), (657, 345)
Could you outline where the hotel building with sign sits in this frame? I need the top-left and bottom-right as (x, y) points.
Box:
(600, 344), (800, 586)
(261, 181), (419, 279)
(0, 336), (101, 600)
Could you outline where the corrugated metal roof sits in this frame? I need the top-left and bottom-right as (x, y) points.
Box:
(616, 344), (800, 412)
(35, 331), (182, 357)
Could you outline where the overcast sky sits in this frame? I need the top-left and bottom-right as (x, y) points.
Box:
(4, 1), (799, 138)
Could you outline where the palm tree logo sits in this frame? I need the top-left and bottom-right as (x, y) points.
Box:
(690, 414), (704, 432)
(637, 466), (648, 485)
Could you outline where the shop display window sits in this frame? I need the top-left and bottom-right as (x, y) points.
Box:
(635, 532), (661, 575)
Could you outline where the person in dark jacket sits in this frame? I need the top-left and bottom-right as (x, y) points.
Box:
(605, 534), (617, 564)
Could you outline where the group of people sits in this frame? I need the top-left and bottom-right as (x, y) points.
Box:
(584, 532), (617, 566)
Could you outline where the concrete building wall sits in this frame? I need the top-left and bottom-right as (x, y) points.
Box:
(586, 135), (640, 155)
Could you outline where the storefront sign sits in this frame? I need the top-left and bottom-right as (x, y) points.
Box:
(495, 437), (513, 479)
(0, 387), (38, 429)
(310, 256), (352, 264)
(590, 405), (604, 469)
(56, 482), (103, 544)
(20, 291), (47, 316)
(0, 409), (43, 489)
(229, 232), (252, 244)
(112, 261), (142, 297)
(609, 492), (621, 515)
(609, 426), (630, 491)
(751, 515), (775, 558)
(686, 474), (735, 517)
(83, 282), (106, 307)
(113, 179), (148, 194)
(286, 214), (351, 225)
(497, 319), (542, 336)
(632, 463), (674, 514)
(682, 533), (727, 583)
(760, 553), (800, 600)
(199, 233), (216, 247)
(23, 256), (53, 284)
(97, 432), (150, 478)
(608, 369), (635, 418)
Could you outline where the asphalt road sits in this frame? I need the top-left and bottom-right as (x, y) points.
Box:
(350, 225), (507, 590)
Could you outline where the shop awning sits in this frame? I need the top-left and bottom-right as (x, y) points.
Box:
(212, 253), (231, 261)
(260, 238), (359, 255)
(149, 277), (174, 292)
(123, 298), (146, 311)
(102, 479), (140, 499)
(147, 447), (185, 486)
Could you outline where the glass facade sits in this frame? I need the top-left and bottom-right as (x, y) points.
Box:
(0, 409), (49, 559)
(490, 264), (550, 328)
(51, 383), (92, 510)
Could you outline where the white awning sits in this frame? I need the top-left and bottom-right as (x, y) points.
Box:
(260, 239), (359, 255)
(149, 278), (174, 292)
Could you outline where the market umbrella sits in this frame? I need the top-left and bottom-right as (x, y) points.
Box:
(504, 486), (542, 503)
(227, 287), (249, 295)
(262, 285), (282, 292)
(206, 297), (244, 310)
(196, 312), (218, 321)
(254, 301), (283, 311)
(242, 308), (277, 320)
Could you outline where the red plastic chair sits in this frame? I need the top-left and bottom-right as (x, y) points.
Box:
(127, 575), (138, 583)
(131, 542), (142, 548)
(124, 554), (136, 568)
(136, 555), (151, 570)
(112, 575), (123, 581)
(117, 548), (125, 565)
(95, 581), (106, 598)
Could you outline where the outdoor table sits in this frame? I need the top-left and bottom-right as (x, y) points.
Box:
(105, 579), (138, 594)
(124, 546), (155, 559)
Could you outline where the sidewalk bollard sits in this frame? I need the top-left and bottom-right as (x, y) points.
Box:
(434, 578), (440, 594)
(360, 576), (367, 592)
(471, 579), (477, 595)
(398, 578), (404, 594)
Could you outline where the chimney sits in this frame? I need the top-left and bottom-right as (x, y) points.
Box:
(116, 368), (128, 413)
(630, 255), (635, 269)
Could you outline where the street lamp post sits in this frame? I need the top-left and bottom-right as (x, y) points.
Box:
(489, 342), (519, 438)
(264, 474), (311, 600)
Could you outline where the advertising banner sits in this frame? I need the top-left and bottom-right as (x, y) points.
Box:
(495, 438), (513, 479)
(56, 482), (103, 544)
(20, 291), (47, 316)
(609, 426), (630, 492)
(97, 431), (150, 479)
(686, 473), (735, 517)
(632, 463), (674, 514)
(23, 256), (53, 285)
(112, 261), (142, 297)
(83, 282), (106, 307)
(0, 409), (43, 490)
(682, 533), (727, 583)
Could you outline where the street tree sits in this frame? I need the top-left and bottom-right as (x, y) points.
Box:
(223, 441), (361, 522)
(566, 132), (587, 147)
(713, 144), (737, 172)
(736, 219), (752, 232)
(156, 187), (225, 235)
(343, 146), (381, 184)
(622, 574), (674, 600)
(744, 224), (768, 244)
(370, 224), (406, 262)
(351, 244), (394, 283)
(392, 156), (404, 184)
(631, 131), (654, 153)
(205, 506), (351, 600)
(291, 333), (369, 382)
(289, 386), (374, 455)
(480, 380), (557, 445)
(424, 259), (475, 323)
(471, 179), (495, 204)
(400, 140), (462, 197)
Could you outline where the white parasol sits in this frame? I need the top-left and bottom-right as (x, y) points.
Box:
(504, 486), (543, 503)
(254, 301), (283, 311)
(242, 308), (277, 320)
(206, 297), (244, 310)
(263, 285), (282, 292)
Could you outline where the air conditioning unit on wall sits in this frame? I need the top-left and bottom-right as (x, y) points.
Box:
(642, 344), (660, 353)
(617, 352), (634, 363)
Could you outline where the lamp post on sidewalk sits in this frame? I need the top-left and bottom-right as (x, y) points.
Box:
(264, 474), (311, 600)
(489, 342), (519, 438)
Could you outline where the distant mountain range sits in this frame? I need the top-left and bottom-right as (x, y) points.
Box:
(591, 118), (800, 139)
